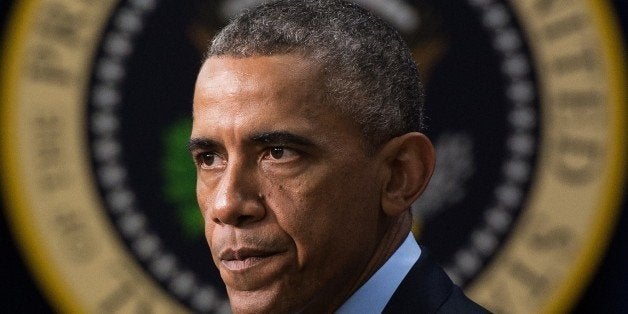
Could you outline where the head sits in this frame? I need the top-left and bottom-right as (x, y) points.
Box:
(208, 0), (426, 150)
(190, 0), (435, 312)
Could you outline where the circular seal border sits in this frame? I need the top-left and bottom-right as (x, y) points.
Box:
(1, 1), (68, 310)
(545, 0), (627, 311)
(0, 1), (77, 310)
(1, 0), (186, 312)
(465, 0), (627, 312)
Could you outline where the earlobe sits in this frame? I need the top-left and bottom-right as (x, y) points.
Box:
(379, 133), (435, 217)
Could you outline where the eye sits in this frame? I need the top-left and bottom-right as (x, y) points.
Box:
(270, 147), (284, 159)
(265, 147), (299, 162)
(195, 152), (224, 169)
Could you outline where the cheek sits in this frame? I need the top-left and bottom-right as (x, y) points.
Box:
(196, 177), (216, 245)
(267, 166), (379, 259)
(196, 175), (212, 217)
(202, 210), (219, 262)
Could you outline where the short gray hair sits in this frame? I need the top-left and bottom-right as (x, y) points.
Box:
(207, 0), (425, 150)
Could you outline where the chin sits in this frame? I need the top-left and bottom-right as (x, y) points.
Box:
(227, 287), (294, 314)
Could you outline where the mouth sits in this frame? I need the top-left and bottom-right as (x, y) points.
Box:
(219, 248), (281, 272)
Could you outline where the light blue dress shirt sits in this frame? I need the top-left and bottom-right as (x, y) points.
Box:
(336, 233), (422, 313)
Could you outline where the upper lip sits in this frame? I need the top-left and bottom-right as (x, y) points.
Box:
(219, 247), (278, 261)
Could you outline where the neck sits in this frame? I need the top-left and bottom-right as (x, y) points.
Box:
(351, 211), (413, 294)
(301, 211), (413, 314)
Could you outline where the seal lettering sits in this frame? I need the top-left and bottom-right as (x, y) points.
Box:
(35, 2), (86, 48)
(33, 115), (71, 191)
(52, 207), (98, 263)
(552, 136), (602, 184)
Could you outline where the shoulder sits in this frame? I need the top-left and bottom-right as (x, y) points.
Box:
(383, 248), (489, 313)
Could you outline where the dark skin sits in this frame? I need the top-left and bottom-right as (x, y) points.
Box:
(190, 54), (435, 313)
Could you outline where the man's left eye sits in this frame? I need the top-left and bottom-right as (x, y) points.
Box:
(266, 147), (299, 161)
(270, 147), (284, 159)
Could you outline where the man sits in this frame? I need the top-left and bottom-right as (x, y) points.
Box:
(189, 0), (488, 312)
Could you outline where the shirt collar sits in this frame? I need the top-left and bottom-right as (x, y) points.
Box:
(336, 233), (421, 313)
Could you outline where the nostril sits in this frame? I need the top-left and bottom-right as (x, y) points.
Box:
(210, 192), (267, 226)
(207, 165), (266, 226)
(211, 215), (224, 225)
(236, 214), (257, 226)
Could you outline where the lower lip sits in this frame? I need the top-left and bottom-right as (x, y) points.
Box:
(221, 255), (273, 271)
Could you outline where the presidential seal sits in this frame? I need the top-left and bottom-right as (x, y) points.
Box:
(1, 0), (625, 313)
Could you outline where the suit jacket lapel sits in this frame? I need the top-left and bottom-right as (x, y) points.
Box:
(383, 249), (455, 313)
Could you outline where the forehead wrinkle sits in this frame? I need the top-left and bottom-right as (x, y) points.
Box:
(193, 55), (358, 149)
(202, 55), (321, 95)
(198, 62), (326, 121)
(195, 70), (252, 103)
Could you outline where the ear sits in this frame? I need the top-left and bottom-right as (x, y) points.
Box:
(378, 132), (435, 217)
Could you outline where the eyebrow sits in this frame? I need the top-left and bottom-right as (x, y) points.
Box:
(187, 132), (315, 153)
(187, 138), (219, 153)
(249, 131), (314, 147)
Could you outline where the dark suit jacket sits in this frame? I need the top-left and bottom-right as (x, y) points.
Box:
(383, 250), (489, 313)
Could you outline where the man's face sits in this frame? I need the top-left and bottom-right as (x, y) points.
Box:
(191, 55), (388, 312)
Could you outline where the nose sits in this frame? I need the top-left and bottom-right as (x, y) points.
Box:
(208, 160), (266, 227)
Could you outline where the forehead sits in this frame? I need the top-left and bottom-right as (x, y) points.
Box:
(191, 55), (364, 143)
(195, 55), (326, 118)
(197, 55), (319, 98)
